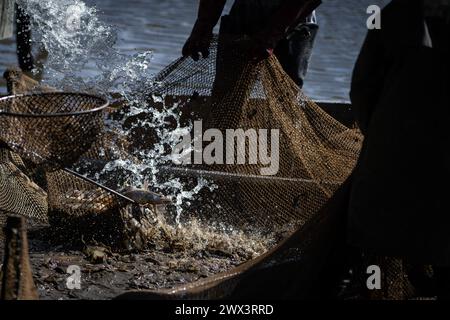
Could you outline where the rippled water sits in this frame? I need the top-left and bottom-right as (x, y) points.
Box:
(0, 0), (389, 100)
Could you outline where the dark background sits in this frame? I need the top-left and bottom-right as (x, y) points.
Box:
(0, 0), (390, 100)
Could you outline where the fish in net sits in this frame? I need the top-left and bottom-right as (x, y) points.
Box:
(0, 35), (362, 295)
(0, 147), (48, 245)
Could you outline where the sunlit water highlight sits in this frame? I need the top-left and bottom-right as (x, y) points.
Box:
(17, 0), (212, 221)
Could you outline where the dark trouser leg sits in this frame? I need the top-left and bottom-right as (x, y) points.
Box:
(274, 23), (318, 88)
(16, 4), (34, 72)
(434, 266), (450, 300)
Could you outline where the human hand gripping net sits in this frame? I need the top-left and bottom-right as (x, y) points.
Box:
(146, 34), (363, 233)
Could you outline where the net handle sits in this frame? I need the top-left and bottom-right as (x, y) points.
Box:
(0, 92), (109, 118)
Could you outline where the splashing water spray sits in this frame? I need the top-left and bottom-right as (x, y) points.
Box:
(16, 0), (216, 223)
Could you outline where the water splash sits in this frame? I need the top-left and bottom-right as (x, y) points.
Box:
(17, 0), (212, 218)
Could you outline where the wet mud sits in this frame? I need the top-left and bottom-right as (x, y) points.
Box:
(20, 216), (276, 300)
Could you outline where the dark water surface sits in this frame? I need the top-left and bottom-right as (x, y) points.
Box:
(0, 0), (389, 100)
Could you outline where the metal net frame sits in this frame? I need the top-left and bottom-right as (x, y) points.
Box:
(0, 35), (424, 299)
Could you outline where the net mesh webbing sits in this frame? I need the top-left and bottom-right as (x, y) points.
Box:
(0, 92), (108, 170)
(36, 35), (362, 237)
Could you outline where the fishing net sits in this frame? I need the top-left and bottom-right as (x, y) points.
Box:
(142, 34), (362, 233)
(0, 148), (48, 223)
(116, 35), (423, 300)
(111, 35), (364, 298)
(0, 145), (48, 249)
(0, 92), (108, 170)
(44, 169), (156, 250)
(0, 34), (422, 299)
(0, 34), (363, 294)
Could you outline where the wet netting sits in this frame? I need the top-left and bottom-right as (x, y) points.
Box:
(0, 148), (48, 223)
(0, 94), (109, 254)
(36, 35), (362, 241)
(0, 36), (419, 299)
(146, 34), (362, 232)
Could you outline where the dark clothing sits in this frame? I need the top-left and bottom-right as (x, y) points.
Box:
(348, 0), (450, 265)
(225, 0), (318, 87)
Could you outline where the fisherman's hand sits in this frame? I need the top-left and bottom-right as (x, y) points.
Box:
(182, 20), (213, 61)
